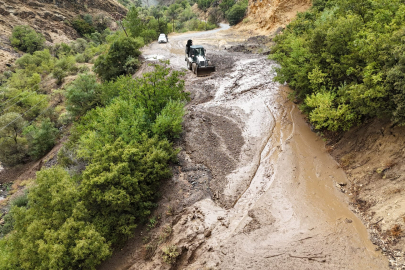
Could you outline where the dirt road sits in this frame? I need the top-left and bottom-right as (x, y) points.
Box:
(100, 25), (389, 270)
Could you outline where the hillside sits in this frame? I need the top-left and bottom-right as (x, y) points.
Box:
(234, 0), (311, 33)
(0, 0), (126, 71)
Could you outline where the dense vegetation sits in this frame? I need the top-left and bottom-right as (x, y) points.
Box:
(271, 0), (405, 131)
(220, 0), (248, 26)
(0, 3), (196, 268)
(0, 64), (188, 269)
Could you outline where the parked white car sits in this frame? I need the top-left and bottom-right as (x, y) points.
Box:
(158, 33), (168, 43)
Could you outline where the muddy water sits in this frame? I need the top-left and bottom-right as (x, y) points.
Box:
(139, 27), (388, 269)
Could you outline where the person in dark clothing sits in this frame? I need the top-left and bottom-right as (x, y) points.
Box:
(185, 39), (193, 57)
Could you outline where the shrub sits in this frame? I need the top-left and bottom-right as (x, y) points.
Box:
(23, 118), (59, 159)
(162, 245), (179, 264)
(10, 25), (45, 53)
(71, 38), (88, 54)
(94, 36), (142, 81)
(75, 53), (86, 63)
(226, 0), (248, 25)
(152, 100), (185, 140)
(81, 137), (177, 242)
(52, 55), (76, 84)
(72, 18), (95, 36)
(65, 74), (101, 117)
(0, 112), (27, 166)
(4, 167), (111, 269)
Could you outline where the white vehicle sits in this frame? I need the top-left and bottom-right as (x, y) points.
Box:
(158, 33), (168, 43)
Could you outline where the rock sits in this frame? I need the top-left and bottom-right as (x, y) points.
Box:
(345, 218), (353, 223)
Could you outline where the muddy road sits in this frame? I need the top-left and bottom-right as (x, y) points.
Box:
(100, 25), (389, 270)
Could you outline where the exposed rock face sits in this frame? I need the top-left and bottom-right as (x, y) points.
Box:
(247, 0), (311, 31)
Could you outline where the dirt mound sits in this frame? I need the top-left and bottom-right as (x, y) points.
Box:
(226, 35), (273, 54)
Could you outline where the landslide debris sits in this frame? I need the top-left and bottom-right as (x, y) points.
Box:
(235, 0), (311, 33)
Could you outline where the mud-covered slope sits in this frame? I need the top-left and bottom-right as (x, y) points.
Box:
(0, 0), (126, 70)
(237, 0), (311, 32)
(329, 119), (405, 268)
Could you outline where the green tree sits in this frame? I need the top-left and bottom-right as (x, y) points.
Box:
(0, 112), (27, 165)
(226, 0), (248, 25)
(166, 4), (181, 32)
(94, 36), (142, 81)
(10, 25), (45, 54)
(197, 0), (214, 29)
(23, 118), (59, 159)
(65, 74), (101, 117)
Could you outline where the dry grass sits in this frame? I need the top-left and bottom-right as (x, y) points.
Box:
(384, 188), (402, 195)
(340, 153), (356, 168)
(158, 225), (173, 244)
(389, 224), (402, 238)
(142, 241), (158, 260)
(383, 159), (397, 169)
(166, 205), (175, 216)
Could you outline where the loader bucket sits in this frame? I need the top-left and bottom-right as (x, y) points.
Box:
(196, 66), (216, 77)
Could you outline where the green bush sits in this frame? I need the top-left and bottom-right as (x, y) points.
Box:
(81, 137), (177, 242)
(52, 55), (76, 84)
(10, 25), (45, 54)
(152, 100), (185, 140)
(65, 74), (101, 117)
(271, 0), (405, 129)
(94, 36), (142, 81)
(226, 0), (248, 26)
(0, 112), (28, 166)
(3, 167), (111, 270)
(72, 18), (95, 36)
(23, 118), (59, 159)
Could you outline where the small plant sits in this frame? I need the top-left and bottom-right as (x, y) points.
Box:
(147, 216), (159, 230)
(143, 242), (158, 260)
(158, 225), (173, 244)
(162, 245), (179, 264)
(10, 192), (28, 208)
(166, 205), (174, 216)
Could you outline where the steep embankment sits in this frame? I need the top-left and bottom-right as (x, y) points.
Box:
(0, 0), (126, 71)
(236, 0), (311, 33)
(329, 120), (405, 268)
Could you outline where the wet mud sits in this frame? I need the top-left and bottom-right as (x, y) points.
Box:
(99, 25), (389, 270)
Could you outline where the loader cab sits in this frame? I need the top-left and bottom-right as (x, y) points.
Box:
(189, 45), (205, 60)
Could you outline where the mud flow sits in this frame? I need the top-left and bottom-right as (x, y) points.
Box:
(100, 25), (389, 270)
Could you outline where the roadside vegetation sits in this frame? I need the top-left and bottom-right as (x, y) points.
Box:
(0, 6), (191, 269)
(271, 0), (405, 131)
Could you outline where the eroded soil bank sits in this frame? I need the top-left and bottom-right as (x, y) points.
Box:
(99, 26), (389, 269)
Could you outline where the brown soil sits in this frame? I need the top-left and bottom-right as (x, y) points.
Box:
(328, 119), (405, 268)
(239, 0), (312, 33)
